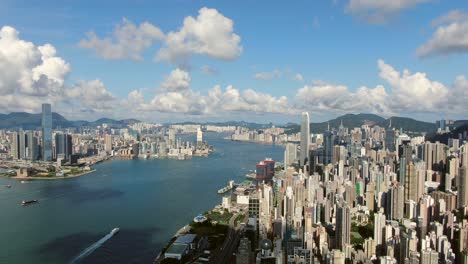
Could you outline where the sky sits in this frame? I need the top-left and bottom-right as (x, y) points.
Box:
(0, 0), (467, 124)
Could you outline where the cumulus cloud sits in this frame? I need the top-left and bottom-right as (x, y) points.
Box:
(377, 59), (448, 111)
(156, 7), (242, 64)
(254, 70), (282, 81)
(0, 26), (70, 97)
(138, 68), (294, 116)
(79, 8), (242, 65)
(346, 0), (429, 23)
(79, 18), (164, 60)
(66, 80), (117, 112)
(417, 10), (468, 58)
(0, 25), (120, 118)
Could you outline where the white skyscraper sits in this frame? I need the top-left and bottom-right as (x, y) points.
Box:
(300, 112), (310, 166)
(196, 127), (203, 145)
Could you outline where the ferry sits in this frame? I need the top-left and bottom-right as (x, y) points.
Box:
(217, 180), (236, 194)
(111, 228), (120, 235)
(21, 200), (38, 206)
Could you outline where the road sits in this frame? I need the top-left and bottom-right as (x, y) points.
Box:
(209, 212), (246, 264)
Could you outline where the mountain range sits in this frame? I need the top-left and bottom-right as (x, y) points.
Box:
(0, 112), (461, 134)
(0, 112), (140, 129)
(282, 113), (439, 134)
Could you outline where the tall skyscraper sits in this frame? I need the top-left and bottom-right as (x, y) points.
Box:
(323, 131), (335, 165)
(300, 112), (310, 166)
(11, 132), (20, 160)
(336, 204), (350, 250)
(42, 103), (53, 161)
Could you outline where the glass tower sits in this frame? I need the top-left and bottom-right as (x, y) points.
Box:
(42, 103), (53, 161)
(300, 112), (310, 166)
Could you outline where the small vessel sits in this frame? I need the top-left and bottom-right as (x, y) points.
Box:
(22, 200), (38, 206)
(20, 181), (28, 184)
(5, 185), (11, 188)
(245, 172), (256, 179)
(217, 180), (236, 194)
(111, 228), (120, 235)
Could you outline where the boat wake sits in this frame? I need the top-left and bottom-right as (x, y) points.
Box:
(69, 228), (119, 264)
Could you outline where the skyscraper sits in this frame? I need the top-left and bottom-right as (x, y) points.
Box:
(300, 112), (310, 167)
(196, 127), (203, 146)
(336, 204), (350, 250)
(42, 103), (53, 161)
(459, 166), (468, 208)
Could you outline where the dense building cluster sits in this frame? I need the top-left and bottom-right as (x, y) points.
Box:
(233, 112), (468, 264)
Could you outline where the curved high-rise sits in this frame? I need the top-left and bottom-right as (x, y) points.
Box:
(300, 112), (310, 166)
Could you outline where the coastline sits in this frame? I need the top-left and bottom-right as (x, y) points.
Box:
(11, 169), (97, 181)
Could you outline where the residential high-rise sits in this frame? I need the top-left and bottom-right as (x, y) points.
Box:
(11, 132), (20, 160)
(300, 112), (310, 167)
(336, 204), (350, 250)
(284, 143), (297, 166)
(405, 161), (425, 202)
(459, 166), (468, 208)
(104, 134), (113, 153)
(42, 103), (53, 161)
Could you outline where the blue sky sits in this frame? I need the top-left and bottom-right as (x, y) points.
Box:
(0, 0), (467, 123)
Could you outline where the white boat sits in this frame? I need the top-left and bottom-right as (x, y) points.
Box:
(111, 228), (120, 235)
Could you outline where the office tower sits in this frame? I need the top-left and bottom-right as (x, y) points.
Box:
(323, 131), (335, 165)
(19, 130), (26, 159)
(26, 131), (38, 161)
(284, 143), (297, 166)
(460, 166), (468, 208)
(11, 132), (20, 159)
(105, 134), (113, 153)
(196, 127), (203, 145)
(300, 112), (310, 166)
(55, 133), (73, 161)
(385, 128), (396, 152)
(336, 204), (350, 250)
(42, 103), (53, 161)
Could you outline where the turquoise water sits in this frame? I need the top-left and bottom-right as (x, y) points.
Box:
(0, 133), (283, 264)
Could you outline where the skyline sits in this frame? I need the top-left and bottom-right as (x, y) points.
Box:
(0, 1), (467, 123)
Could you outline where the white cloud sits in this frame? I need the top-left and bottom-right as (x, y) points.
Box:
(377, 59), (448, 111)
(79, 18), (164, 60)
(155, 7), (242, 64)
(417, 11), (468, 57)
(66, 80), (116, 112)
(139, 68), (294, 115)
(294, 73), (304, 82)
(431, 10), (468, 27)
(0, 26), (70, 97)
(201, 65), (218, 75)
(346, 0), (429, 23)
(254, 70), (282, 81)
(295, 83), (390, 114)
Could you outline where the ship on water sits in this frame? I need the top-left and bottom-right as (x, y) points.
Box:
(217, 180), (236, 194)
(21, 200), (38, 206)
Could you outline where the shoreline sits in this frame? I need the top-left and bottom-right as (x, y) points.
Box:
(11, 169), (97, 181)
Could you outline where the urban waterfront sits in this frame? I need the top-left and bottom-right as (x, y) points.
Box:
(0, 133), (283, 264)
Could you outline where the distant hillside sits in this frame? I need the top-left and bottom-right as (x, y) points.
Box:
(283, 113), (437, 134)
(0, 112), (140, 129)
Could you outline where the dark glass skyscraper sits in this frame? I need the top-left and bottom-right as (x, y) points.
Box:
(42, 103), (53, 161)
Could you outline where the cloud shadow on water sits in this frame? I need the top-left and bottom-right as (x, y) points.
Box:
(40, 183), (124, 204)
